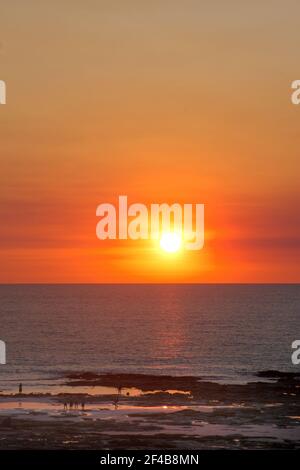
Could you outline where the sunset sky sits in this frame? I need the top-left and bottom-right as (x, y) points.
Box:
(0, 1), (299, 282)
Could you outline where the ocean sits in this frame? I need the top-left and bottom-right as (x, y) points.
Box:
(0, 284), (299, 393)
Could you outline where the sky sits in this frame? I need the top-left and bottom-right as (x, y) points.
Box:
(0, 1), (299, 282)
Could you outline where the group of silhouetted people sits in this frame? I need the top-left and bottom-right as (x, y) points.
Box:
(63, 400), (85, 411)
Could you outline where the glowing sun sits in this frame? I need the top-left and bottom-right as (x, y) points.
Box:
(160, 232), (182, 253)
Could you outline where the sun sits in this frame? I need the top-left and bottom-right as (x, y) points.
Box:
(159, 232), (182, 253)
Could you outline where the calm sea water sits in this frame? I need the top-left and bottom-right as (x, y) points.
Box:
(0, 284), (299, 392)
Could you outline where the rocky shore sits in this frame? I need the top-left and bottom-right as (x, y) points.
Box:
(0, 371), (299, 449)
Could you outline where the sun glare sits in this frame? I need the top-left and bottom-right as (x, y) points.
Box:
(160, 232), (182, 253)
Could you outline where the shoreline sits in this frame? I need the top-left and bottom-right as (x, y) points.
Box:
(0, 371), (299, 449)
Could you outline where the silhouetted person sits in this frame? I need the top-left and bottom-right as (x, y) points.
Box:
(18, 383), (22, 394)
(81, 402), (85, 411)
(113, 386), (122, 410)
(63, 402), (67, 411)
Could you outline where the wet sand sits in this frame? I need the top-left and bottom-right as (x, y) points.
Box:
(0, 371), (299, 449)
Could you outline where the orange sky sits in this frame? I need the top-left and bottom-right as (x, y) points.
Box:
(0, 1), (299, 283)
